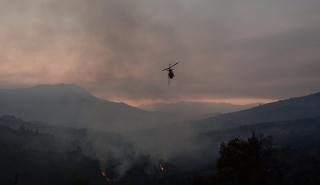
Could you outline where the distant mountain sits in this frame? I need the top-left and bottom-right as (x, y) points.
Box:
(0, 84), (178, 133)
(140, 101), (257, 120)
(194, 91), (320, 132)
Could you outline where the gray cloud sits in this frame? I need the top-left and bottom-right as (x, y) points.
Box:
(0, 0), (320, 104)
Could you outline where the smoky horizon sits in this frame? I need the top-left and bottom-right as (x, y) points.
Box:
(0, 0), (320, 105)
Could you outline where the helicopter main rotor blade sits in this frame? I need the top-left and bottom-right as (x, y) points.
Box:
(161, 62), (179, 71)
(170, 62), (179, 68)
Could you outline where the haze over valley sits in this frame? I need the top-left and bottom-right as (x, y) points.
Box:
(1, 0), (320, 184)
(1, 84), (320, 184)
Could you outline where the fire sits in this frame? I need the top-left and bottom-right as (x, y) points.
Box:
(101, 170), (111, 182)
(101, 171), (107, 177)
(160, 164), (165, 172)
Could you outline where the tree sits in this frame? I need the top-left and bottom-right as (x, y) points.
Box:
(215, 133), (275, 185)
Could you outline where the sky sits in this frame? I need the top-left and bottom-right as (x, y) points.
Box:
(0, 0), (320, 106)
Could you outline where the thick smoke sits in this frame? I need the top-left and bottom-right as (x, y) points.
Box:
(0, 0), (320, 103)
(81, 120), (211, 177)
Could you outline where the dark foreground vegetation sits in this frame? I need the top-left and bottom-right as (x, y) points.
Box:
(1, 115), (320, 185)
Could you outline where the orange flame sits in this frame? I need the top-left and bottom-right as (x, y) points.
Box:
(101, 171), (107, 177)
(160, 164), (165, 172)
(101, 170), (111, 182)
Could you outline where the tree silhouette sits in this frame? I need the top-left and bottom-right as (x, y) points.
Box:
(215, 133), (275, 185)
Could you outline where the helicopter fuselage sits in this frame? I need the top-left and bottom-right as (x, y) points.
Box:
(168, 69), (174, 79)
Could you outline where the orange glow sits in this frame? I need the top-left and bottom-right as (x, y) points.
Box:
(104, 97), (276, 108)
(160, 164), (165, 172)
(101, 171), (107, 177)
(101, 171), (111, 182)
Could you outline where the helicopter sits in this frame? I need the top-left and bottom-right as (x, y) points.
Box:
(162, 62), (179, 85)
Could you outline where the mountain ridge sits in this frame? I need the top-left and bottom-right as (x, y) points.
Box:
(194, 91), (320, 132)
(0, 84), (177, 133)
